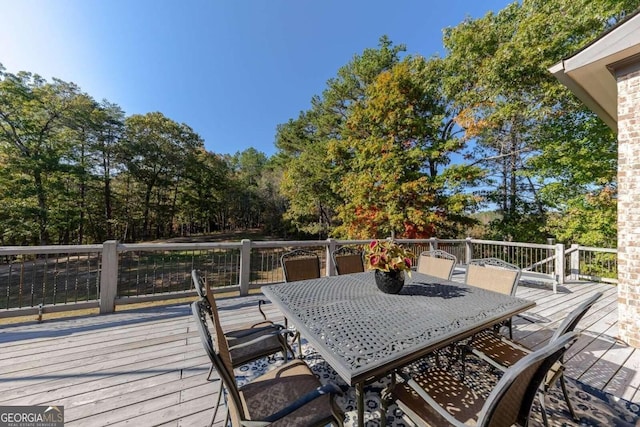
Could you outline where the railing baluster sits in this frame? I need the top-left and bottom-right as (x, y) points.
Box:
(65, 253), (71, 303)
(52, 256), (58, 305)
(6, 261), (13, 309)
(20, 262), (24, 309)
(30, 258), (36, 308)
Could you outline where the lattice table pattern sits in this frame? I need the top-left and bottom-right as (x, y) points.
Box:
(263, 271), (534, 385)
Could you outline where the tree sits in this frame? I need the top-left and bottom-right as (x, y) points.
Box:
(0, 66), (84, 244)
(275, 36), (406, 237)
(442, 0), (637, 243)
(179, 148), (232, 234)
(330, 56), (482, 238)
(91, 101), (126, 241)
(120, 112), (204, 240)
(229, 148), (268, 229)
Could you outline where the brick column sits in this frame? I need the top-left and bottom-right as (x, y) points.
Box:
(617, 67), (640, 348)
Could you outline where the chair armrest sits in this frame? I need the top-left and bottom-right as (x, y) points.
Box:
(258, 299), (269, 321)
(227, 330), (283, 351)
(240, 383), (342, 426)
(226, 323), (280, 339)
(248, 321), (285, 330)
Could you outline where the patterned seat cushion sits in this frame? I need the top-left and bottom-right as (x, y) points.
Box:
(239, 359), (335, 426)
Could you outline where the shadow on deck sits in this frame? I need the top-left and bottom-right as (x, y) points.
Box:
(0, 280), (637, 426)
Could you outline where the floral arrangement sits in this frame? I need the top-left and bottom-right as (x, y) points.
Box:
(365, 240), (413, 274)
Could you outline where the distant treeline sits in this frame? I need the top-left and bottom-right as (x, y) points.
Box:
(0, 0), (633, 247)
(0, 69), (288, 245)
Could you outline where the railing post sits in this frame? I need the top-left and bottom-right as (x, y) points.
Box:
(429, 237), (437, 251)
(326, 238), (337, 276)
(465, 237), (473, 264)
(546, 238), (555, 270)
(555, 243), (565, 292)
(570, 244), (580, 280)
(99, 240), (118, 314)
(239, 239), (251, 296)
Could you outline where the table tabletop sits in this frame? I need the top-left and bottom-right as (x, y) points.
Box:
(263, 271), (535, 386)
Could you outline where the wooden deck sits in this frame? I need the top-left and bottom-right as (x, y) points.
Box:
(0, 279), (638, 426)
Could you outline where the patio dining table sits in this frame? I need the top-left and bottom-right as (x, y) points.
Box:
(262, 271), (535, 427)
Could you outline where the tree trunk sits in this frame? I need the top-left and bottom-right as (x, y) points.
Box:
(103, 155), (113, 240)
(143, 185), (153, 240)
(33, 169), (49, 245)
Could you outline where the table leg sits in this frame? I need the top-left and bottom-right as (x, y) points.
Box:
(356, 382), (364, 427)
(380, 373), (395, 427)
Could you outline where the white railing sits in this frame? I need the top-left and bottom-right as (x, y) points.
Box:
(1, 237), (613, 319)
(566, 244), (618, 284)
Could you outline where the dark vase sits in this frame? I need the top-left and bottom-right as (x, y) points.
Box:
(374, 269), (405, 294)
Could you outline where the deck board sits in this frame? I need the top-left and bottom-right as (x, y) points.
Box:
(0, 280), (637, 426)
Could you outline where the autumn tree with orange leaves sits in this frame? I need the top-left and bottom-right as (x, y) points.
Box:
(329, 56), (482, 239)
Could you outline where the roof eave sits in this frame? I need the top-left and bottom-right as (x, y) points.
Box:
(548, 62), (618, 131)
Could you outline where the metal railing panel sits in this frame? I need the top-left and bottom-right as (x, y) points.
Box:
(250, 241), (330, 285)
(469, 241), (556, 275)
(117, 243), (242, 298)
(0, 246), (102, 311)
(577, 246), (617, 283)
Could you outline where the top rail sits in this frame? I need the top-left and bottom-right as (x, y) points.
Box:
(0, 245), (103, 255)
(118, 242), (243, 252)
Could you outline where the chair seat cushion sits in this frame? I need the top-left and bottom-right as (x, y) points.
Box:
(239, 359), (334, 426)
(470, 330), (530, 368)
(393, 367), (485, 426)
(227, 324), (285, 366)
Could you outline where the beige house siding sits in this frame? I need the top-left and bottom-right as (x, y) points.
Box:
(617, 67), (640, 348)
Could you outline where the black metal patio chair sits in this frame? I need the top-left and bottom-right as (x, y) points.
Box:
(192, 299), (344, 427)
(461, 291), (603, 427)
(331, 246), (365, 275)
(390, 331), (579, 427)
(281, 249), (321, 282)
(191, 270), (294, 424)
(465, 258), (522, 338)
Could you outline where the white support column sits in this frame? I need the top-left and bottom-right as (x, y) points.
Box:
(326, 238), (337, 276)
(429, 238), (437, 251)
(465, 237), (473, 264)
(99, 240), (119, 314)
(239, 239), (251, 296)
(570, 244), (580, 280)
(554, 243), (565, 292)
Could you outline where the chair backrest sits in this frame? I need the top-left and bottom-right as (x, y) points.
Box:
(192, 299), (243, 426)
(192, 269), (215, 310)
(281, 249), (321, 282)
(465, 258), (521, 296)
(191, 270), (224, 343)
(192, 269), (206, 299)
(550, 291), (602, 342)
(477, 331), (579, 427)
(416, 250), (457, 280)
(332, 246), (365, 275)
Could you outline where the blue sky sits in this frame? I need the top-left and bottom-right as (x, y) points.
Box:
(0, 0), (512, 157)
